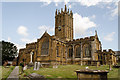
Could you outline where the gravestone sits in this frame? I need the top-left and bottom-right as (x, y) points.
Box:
(23, 65), (27, 70)
(34, 62), (38, 70)
(30, 52), (33, 63)
(27, 73), (45, 80)
(75, 69), (109, 80)
(53, 63), (58, 68)
(34, 62), (42, 70)
(53, 65), (58, 68)
(37, 62), (41, 70)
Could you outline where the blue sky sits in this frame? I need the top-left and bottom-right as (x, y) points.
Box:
(1, 1), (119, 51)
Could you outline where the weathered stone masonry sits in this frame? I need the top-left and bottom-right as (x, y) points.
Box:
(18, 5), (117, 67)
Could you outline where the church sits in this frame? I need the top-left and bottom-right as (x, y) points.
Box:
(18, 5), (117, 67)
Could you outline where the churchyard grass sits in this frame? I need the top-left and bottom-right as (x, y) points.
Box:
(1, 66), (15, 79)
(20, 65), (119, 79)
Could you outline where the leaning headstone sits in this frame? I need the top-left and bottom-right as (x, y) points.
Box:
(27, 73), (45, 80)
(34, 62), (38, 70)
(53, 65), (58, 68)
(53, 63), (58, 68)
(34, 62), (43, 70)
(37, 62), (40, 70)
(23, 65), (27, 70)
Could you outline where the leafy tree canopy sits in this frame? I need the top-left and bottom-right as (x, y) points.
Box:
(0, 40), (18, 64)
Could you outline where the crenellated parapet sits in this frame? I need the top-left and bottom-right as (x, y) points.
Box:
(55, 5), (73, 17)
(96, 49), (117, 65)
(26, 42), (37, 49)
(66, 36), (96, 44)
(55, 5), (73, 41)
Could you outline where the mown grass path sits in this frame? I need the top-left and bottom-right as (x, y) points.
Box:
(7, 66), (19, 80)
(1, 66), (15, 80)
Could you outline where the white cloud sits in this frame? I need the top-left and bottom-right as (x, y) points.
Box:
(55, 3), (58, 6)
(76, 0), (118, 7)
(111, 2), (118, 17)
(73, 13), (96, 38)
(68, 4), (72, 8)
(38, 25), (54, 36)
(21, 38), (37, 43)
(64, 0), (70, 4)
(7, 37), (11, 42)
(104, 32), (115, 41)
(77, 0), (102, 7)
(17, 26), (28, 36)
(68, 3), (75, 8)
(15, 43), (25, 51)
(39, 0), (68, 6)
(13, 38), (37, 51)
(39, 0), (118, 17)
(107, 6), (111, 9)
(39, 0), (118, 7)
(21, 38), (31, 43)
(40, 0), (52, 5)
(90, 15), (96, 19)
(111, 7), (118, 16)
(89, 31), (93, 35)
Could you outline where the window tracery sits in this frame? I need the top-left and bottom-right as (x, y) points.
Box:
(41, 38), (49, 55)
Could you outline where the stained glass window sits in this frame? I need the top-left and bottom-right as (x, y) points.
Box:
(41, 38), (49, 55)
(84, 44), (91, 58)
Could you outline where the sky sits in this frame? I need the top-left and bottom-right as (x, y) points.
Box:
(1, 0), (119, 51)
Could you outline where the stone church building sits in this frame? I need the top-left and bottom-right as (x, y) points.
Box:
(18, 5), (117, 67)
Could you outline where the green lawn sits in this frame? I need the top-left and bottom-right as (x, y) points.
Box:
(20, 65), (119, 79)
(1, 66), (15, 79)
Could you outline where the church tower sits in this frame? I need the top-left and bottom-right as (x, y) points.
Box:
(55, 5), (73, 41)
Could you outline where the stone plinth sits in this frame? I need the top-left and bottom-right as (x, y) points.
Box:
(75, 69), (109, 80)
(113, 65), (120, 68)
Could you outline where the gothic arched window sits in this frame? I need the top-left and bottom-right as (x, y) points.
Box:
(41, 38), (49, 55)
(85, 46), (89, 57)
(56, 46), (59, 57)
(84, 44), (91, 58)
(69, 48), (73, 58)
(76, 46), (81, 58)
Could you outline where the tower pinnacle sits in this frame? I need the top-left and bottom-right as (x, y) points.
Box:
(95, 30), (97, 36)
(65, 4), (67, 12)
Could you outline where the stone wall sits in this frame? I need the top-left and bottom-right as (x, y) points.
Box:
(18, 5), (117, 67)
(97, 49), (117, 65)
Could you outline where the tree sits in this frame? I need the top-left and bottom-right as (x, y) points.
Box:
(0, 41), (18, 65)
